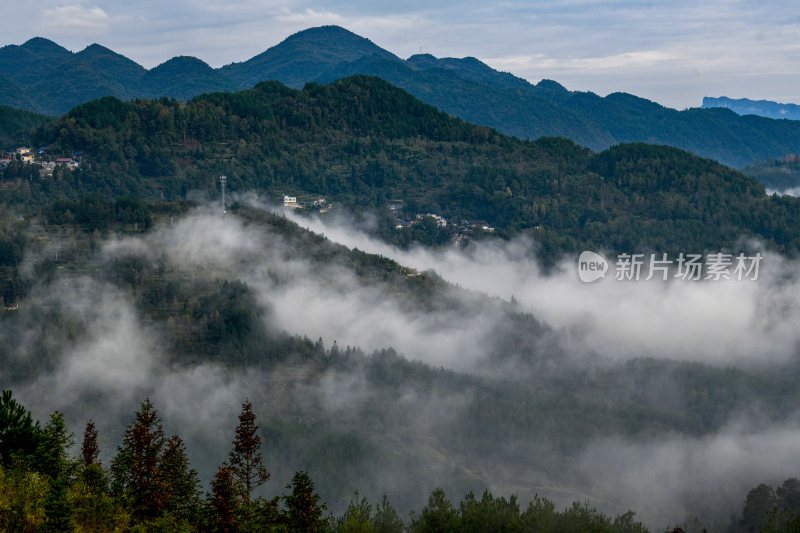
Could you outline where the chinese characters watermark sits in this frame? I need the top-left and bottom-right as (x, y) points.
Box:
(578, 251), (762, 283)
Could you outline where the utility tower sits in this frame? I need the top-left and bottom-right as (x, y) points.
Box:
(219, 175), (227, 213)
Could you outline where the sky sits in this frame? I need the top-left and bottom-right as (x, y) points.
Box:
(2, 0), (800, 109)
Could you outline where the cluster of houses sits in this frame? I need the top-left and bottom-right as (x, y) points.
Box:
(393, 210), (496, 238)
(1, 147), (80, 176)
(282, 195), (329, 212)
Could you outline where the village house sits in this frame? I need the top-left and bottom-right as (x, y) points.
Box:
(55, 157), (79, 170)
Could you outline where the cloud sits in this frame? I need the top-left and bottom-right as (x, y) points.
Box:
(276, 205), (800, 367)
(39, 5), (111, 36)
(8, 204), (800, 528)
(275, 7), (345, 25)
(574, 420), (800, 527)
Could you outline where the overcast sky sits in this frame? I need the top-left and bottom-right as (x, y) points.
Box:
(3, 0), (799, 109)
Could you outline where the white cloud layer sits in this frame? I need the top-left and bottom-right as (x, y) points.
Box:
(39, 5), (111, 36)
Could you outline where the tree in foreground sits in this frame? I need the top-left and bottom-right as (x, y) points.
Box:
(0, 389), (40, 466)
(372, 494), (404, 533)
(211, 464), (239, 533)
(160, 434), (201, 523)
(228, 400), (270, 503)
(111, 398), (167, 521)
(283, 471), (328, 533)
(81, 420), (100, 467)
(409, 488), (460, 533)
(336, 493), (404, 533)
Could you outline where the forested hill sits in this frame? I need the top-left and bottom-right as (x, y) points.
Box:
(3, 27), (800, 167)
(0, 106), (50, 150)
(9, 76), (800, 259)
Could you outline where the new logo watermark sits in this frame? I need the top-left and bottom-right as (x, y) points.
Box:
(577, 251), (762, 283)
(577, 251), (609, 283)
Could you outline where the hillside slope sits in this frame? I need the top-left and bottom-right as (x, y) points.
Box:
(15, 76), (800, 259)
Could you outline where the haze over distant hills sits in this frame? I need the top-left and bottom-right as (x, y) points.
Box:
(703, 96), (800, 121)
(3, 26), (800, 167)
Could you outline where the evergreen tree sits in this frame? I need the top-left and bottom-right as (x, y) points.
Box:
(210, 464), (239, 533)
(372, 495), (404, 533)
(41, 476), (75, 533)
(739, 484), (778, 533)
(283, 471), (327, 533)
(160, 434), (201, 524)
(35, 411), (74, 480)
(409, 488), (460, 533)
(228, 400), (269, 503)
(110, 398), (167, 521)
(81, 420), (100, 467)
(336, 494), (373, 532)
(0, 389), (40, 466)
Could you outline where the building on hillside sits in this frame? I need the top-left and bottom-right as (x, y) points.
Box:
(283, 195), (299, 208)
(39, 161), (55, 177)
(55, 157), (79, 170)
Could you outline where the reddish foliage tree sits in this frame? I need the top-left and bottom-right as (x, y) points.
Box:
(211, 464), (239, 533)
(81, 420), (99, 466)
(228, 400), (269, 502)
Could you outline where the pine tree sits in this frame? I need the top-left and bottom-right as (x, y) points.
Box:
(81, 420), (99, 467)
(41, 476), (75, 533)
(110, 398), (166, 521)
(283, 471), (327, 533)
(34, 412), (76, 532)
(228, 400), (269, 503)
(160, 434), (201, 523)
(34, 411), (74, 480)
(0, 389), (40, 466)
(373, 495), (404, 533)
(210, 464), (239, 533)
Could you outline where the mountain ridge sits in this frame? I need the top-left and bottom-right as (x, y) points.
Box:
(702, 96), (800, 121)
(2, 26), (800, 167)
(15, 75), (800, 260)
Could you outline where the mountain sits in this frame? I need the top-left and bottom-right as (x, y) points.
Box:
(20, 76), (800, 259)
(142, 56), (238, 100)
(4, 27), (800, 167)
(312, 50), (800, 168)
(0, 73), (42, 113)
(6, 72), (800, 531)
(703, 96), (800, 121)
(75, 43), (147, 88)
(220, 25), (398, 89)
(0, 38), (144, 115)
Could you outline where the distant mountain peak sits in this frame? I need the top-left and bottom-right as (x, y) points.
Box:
(78, 43), (116, 55)
(154, 55), (213, 69)
(536, 79), (568, 92)
(20, 37), (70, 55)
(220, 24), (397, 88)
(285, 25), (366, 42)
(702, 96), (800, 121)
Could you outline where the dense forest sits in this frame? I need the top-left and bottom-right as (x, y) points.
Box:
(3, 65), (800, 532)
(3, 76), (800, 262)
(0, 390), (657, 532)
(2, 198), (800, 529)
(0, 106), (50, 151)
